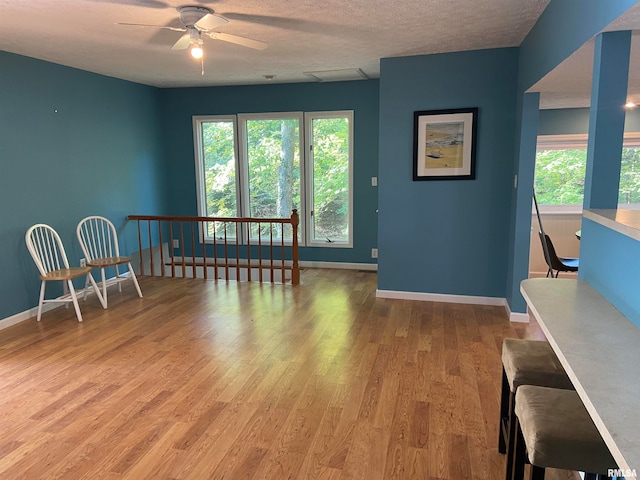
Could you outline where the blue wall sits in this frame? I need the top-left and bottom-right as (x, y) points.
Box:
(0, 51), (165, 319)
(579, 218), (640, 327)
(377, 48), (518, 297)
(158, 80), (380, 264)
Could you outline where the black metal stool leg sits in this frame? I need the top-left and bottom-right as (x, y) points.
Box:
(510, 416), (527, 480)
(499, 367), (510, 454)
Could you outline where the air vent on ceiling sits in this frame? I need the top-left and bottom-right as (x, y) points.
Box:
(303, 68), (369, 82)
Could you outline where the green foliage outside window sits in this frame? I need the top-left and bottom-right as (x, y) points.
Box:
(535, 147), (640, 205)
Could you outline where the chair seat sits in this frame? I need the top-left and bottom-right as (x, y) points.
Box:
(87, 256), (132, 267)
(40, 266), (93, 281)
(557, 256), (579, 270)
(502, 338), (574, 392)
(515, 385), (616, 474)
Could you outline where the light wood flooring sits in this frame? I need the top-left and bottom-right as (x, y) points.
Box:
(0, 269), (578, 479)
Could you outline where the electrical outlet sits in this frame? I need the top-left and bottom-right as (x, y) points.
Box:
(172, 239), (179, 248)
(371, 248), (378, 259)
(80, 258), (86, 267)
(371, 176), (378, 186)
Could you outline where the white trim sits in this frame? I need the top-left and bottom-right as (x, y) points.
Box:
(304, 111), (354, 248)
(537, 132), (640, 150)
(376, 289), (530, 323)
(376, 289), (504, 305)
(509, 312), (531, 323)
(300, 261), (376, 271)
(504, 301), (530, 323)
(0, 304), (58, 331)
(0, 272), (131, 331)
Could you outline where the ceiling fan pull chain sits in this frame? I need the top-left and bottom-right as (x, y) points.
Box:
(201, 56), (205, 76)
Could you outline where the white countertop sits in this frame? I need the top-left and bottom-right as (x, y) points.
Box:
(521, 278), (640, 473)
(583, 209), (640, 241)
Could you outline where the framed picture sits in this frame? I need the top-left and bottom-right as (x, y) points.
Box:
(413, 107), (478, 180)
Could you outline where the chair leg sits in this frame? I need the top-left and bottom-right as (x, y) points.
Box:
(100, 268), (108, 308)
(115, 265), (123, 293)
(87, 272), (107, 309)
(37, 281), (46, 322)
(128, 262), (143, 298)
(83, 275), (89, 302)
(68, 279), (83, 323)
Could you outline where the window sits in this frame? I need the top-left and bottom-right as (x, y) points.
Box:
(306, 112), (353, 245)
(193, 111), (353, 247)
(535, 133), (640, 209)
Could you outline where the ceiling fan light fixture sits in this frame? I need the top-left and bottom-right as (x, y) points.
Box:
(190, 43), (203, 59)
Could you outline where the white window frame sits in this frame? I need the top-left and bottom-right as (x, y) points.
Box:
(304, 111), (354, 248)
(193, 115), (241, 225)
(193, 111), (354, 248)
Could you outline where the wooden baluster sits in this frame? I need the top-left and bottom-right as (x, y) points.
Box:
(235, 221), (240, 281)
(280, 223), (285, 284)
(201, 220), (208, 280)
(213, 222), (219, 281)
(247, 220), (252, 282)
(258, 222), (263, 283)
(169, 221), (176, 278)
(224, 223), (229, 281)
(291, 209), (300, 285)
(148, 220), (155, 277)
(136, 219), (144, 276)
(180, 221), (186, 278)
(191, 221), (196, 278)
(158, 220), (165, 278)
(270, 223), (274, 283)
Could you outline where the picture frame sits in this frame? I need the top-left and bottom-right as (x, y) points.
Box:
(413, 107), (478, 181)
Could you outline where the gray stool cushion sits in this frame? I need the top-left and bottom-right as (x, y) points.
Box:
(502, 339), (574, 392)
(515, 385), (617, 474)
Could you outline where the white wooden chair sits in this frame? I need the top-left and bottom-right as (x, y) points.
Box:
(76, 216), (142, 307)
(25, 224), (106, 322)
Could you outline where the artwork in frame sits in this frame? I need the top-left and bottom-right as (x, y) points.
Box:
(413, 107), (478, 181)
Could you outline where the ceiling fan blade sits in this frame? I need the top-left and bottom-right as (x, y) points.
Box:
(90, 0), (170, 9)
(207, 32), (267, 50)
(117, 22), (185, 32)
(171, 33), (192, 50)
(195, 13), (229, 31)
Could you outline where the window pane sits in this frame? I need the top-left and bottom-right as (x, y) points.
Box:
(535, 146), (640, 206)
(620, 147), (640, 204)
(534, 149), (586, 205)
(201, 121), (238, 217)
(245, 118), (301, 239)
(311, 117), (350, 243)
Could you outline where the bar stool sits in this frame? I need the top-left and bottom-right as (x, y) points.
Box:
(511, 385), (616, 480)
(499, 339), (574, 479)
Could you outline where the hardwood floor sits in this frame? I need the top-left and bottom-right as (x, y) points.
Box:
(0, 269), (577, 479)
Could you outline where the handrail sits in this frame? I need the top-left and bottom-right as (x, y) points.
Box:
(127, 210), (300, 285)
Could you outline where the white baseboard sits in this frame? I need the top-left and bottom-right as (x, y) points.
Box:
(376, 289), (529, 323)
(0, 303), (58, 331)
(300, 261), (377, 271)
(0, 272), (132, 332)
(504, 303), (531, 323)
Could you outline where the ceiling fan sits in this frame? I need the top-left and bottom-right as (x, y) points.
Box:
(118, 5), (268, 60)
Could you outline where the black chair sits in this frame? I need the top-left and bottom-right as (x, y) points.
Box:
(538, 231), (579, 278)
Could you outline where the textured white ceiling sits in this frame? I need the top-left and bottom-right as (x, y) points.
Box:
(0, 0), (637, 109)
(0, 0), (550, 88)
